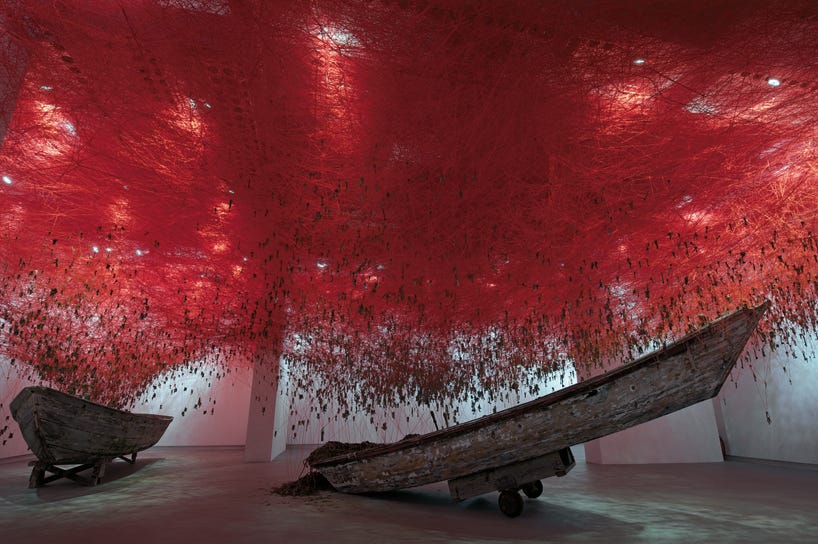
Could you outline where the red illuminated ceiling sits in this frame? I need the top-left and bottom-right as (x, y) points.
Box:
(1, 1), (817, 407)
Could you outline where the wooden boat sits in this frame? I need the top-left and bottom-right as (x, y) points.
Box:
(10, 386), (173, 487)
(309, 302), (769, 516)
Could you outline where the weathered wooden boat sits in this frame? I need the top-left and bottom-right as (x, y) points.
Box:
(10, 386), (173, 487)
(309, 302), (769, 517)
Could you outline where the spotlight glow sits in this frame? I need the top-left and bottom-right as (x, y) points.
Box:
(62, 121), (77, 136)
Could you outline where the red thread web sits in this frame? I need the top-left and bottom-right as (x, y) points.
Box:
(0, 1), (816, 412)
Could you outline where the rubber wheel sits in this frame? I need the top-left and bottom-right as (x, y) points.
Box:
(521, 480), (544, 499)
(498, 490), (524, 518)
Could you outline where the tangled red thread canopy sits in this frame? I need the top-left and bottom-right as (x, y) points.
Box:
(1, 0), (817, 408)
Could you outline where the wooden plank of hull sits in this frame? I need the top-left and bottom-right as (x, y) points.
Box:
(311, 303), (768, 494)
(10, 387), (173, 465)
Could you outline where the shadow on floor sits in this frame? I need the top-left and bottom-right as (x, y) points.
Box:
(350, 488), (643, 541)
(0, 458), (163, 504)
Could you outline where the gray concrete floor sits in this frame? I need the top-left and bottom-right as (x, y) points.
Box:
(1, 445), (817, 543)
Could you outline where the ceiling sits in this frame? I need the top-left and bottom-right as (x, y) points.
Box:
(0, 0), (816, 409)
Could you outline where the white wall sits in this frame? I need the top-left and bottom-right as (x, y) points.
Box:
(131, 363), (253, 447)
(585, 328), (818, 466)
(584, 401), (723, 464)
(0, 357), (41, 458)
(285, 362), (577, 445)
(579, 340), (724, 464)
(4, 327), (818, 465)
(0, 357), (253, 460)
(716, 333), (818, 465)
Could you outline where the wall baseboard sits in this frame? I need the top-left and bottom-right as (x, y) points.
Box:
(726, 454), (818, 472)
(0, 453), (34, 465)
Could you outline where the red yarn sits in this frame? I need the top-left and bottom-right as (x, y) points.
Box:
(0, 1), (817, 408)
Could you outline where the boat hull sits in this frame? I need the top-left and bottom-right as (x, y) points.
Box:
(10, 386), (173, 465)
(311, 303), (768, 493)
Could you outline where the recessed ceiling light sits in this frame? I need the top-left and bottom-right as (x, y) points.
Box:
(2, 175), (11, 185)
(633, 58), (646, 65)
(767, 78), (781, 87)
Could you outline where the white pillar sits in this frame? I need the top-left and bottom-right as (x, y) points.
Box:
(244, 349), (289, 462)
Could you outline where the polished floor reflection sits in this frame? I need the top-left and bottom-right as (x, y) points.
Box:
(1, 445), (817, 543)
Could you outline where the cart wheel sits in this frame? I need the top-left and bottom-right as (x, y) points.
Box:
(521, 480), (544, 499)
(498, 490), (524, 518)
